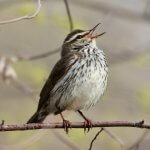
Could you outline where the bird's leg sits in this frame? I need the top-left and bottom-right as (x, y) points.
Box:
(78, 110), (93, 132)
(60, 113), (71, 134)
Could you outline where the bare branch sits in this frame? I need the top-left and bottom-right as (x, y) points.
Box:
(89, 128), (104, 150)
(14, 0), (74, 61)
(22, 48), (61, 61)
(22, 0), (74, 61)
(0, 0), (42, 25)
(64, 0), (74, 31)
(0, 120), (150, 131)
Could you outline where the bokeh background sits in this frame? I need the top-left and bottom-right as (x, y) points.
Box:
(0, 0), (150, 149)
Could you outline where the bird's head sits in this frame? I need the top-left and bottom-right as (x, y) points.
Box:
(63, 23), (105, 48)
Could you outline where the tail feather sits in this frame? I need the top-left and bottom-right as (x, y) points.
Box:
(27, 112), (46, 124)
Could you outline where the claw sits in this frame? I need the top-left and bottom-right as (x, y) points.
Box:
(78, 110), (93, 133)
(84, 119), (93, 133)
(63, 119), (71, 134)
(60, 112), (71, 134)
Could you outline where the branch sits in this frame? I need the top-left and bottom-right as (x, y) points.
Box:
(15, 0), (73, 61)
(0, 0), (42, 25)
(64, 0), (74, 31)
(22, 0), (73, 60)
(0, 120), (150, 132)
(89, 128), (104, 150)
(89, 128), (124, 150)
(22, 48), (61, 61)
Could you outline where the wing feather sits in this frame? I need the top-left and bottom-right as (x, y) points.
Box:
(37, 53), (77, 111)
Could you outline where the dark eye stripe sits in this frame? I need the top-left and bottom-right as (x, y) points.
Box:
(64, 29), (83, 42)
(64, 30), (89, 43)
(76, 32), (89, 39)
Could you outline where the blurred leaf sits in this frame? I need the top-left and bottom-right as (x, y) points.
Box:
(14, 62), (48, 87)
(51, 11), (86, 32)
(137, 87), (150, 110)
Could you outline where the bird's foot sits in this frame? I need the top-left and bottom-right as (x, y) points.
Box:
(84, 118), (93, 133)
(77, 110), (93, 133)
(62, 119), (71, 134)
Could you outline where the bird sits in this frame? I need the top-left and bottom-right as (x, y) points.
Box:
(27, 23), (108, 132)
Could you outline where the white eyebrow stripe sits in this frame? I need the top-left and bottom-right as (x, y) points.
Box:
(65, 31), (88, 43)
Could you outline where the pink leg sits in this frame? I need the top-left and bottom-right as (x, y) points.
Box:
(78, 110), (93, 132)
(60, 113), (71, 134)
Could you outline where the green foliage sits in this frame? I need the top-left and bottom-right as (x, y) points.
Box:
(14, 62), (48, 87)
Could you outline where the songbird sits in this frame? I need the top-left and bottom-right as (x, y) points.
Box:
(27, 23), (108, 132)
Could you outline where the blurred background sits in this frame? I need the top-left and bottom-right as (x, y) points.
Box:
(0, 0), (150, 149)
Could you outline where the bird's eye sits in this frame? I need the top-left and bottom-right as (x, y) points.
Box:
(77, 35), (82, 39)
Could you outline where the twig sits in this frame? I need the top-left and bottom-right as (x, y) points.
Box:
(0, 0), (42, 25)
(0, 120), (149, 131)
(16, 0), (74, 61)
(103, 128), (124, 149)
(22, 48), (61, 61)
(64, 0), (74, 31)
(24, 0), (74, 61)
(89, 128), (104, 150)
(127, 130), (149, 150)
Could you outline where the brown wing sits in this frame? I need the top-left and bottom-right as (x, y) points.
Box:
(37, 53), (77, 111)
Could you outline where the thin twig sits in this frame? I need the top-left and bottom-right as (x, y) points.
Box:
(103, 128), (124, 149)
(89, 128), (104, 150)
(23, 48), (61, 61)
(0, 120), (149, 131)
(0, 0), (42, 25)
(64, 0), (74, 31)
(16, 0), (74, 61)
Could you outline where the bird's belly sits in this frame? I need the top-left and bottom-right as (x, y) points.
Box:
(67, 68), (107, 110)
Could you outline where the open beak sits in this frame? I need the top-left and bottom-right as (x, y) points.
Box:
(87, 23), (106, 39)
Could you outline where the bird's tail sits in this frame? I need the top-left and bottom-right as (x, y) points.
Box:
(27, 111), (47, 124)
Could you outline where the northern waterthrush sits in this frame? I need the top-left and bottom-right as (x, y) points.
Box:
(27, 23), (108, 132)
